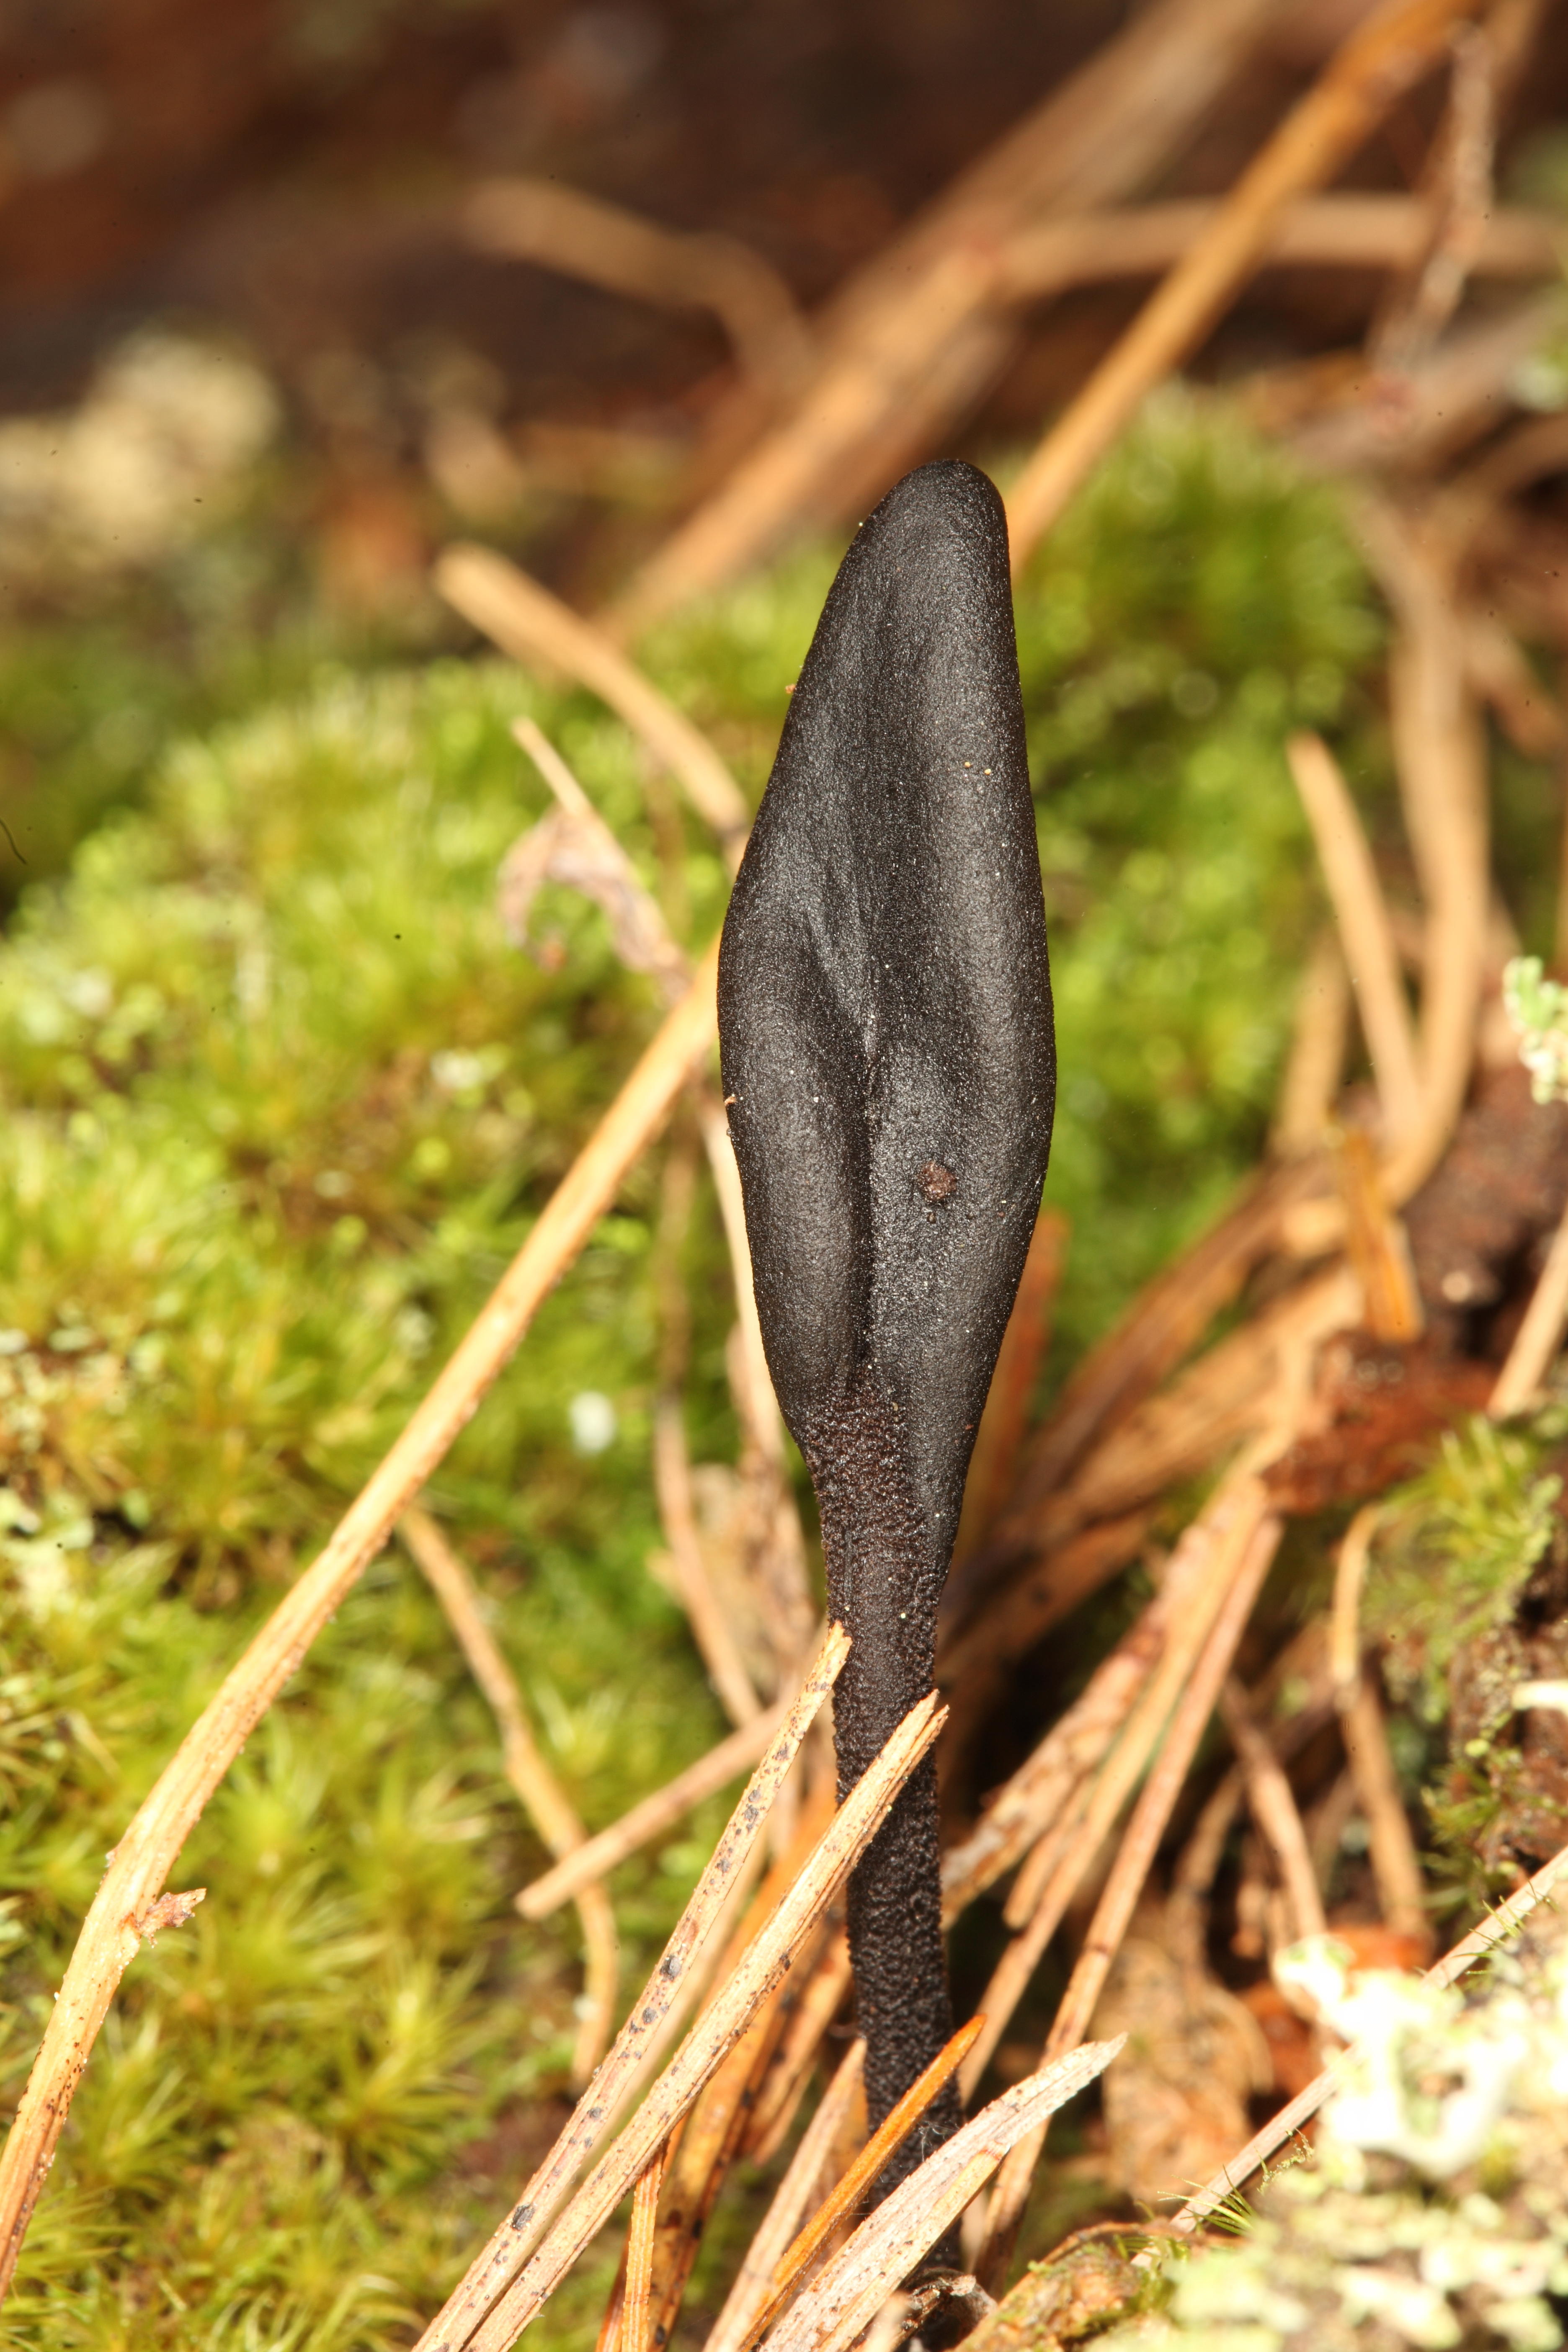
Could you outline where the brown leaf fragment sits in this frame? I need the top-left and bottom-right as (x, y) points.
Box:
(1264, 1334), (1493, 1514)
(1091, 1923), (1269, 2207)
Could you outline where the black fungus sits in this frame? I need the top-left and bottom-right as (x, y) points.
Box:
(718, 459), (1055, 2199)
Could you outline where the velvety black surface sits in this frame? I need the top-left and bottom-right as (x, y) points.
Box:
(717, 459), (1055, 2197)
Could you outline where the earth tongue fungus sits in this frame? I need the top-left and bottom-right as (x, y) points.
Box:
(718, 460), (1055, 2215)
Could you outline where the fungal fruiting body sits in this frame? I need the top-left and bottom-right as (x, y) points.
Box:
(717, 460), (1055, 2198)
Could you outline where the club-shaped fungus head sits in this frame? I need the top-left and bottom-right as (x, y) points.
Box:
(717, 459), (1054, 2182)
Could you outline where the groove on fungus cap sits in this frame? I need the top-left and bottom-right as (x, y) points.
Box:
(717, 459), (1055, 2217)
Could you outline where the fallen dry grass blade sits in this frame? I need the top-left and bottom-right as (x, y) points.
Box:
(704, 2041), (866, 2352)
(1287, 732), (1421, 1146)
(518, 1694), (796, 1920)
(977, 1508), (1285, 2290)
(1004, 0), (1481, 570)
(0, 942), (722, 2308)
(753, 2017), (988, 2344)
(1170, 1834), (1568, 2235)
(437, 1689), (946, 2352)
(400, 1506), (618, 2085)
(761, 2044), (1125, 2352)
(435, 543), (750, 865)
(418, 1625), (846, 2352)
(1489, 1197), (1568, 1416)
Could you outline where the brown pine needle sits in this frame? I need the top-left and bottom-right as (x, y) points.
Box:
(1340, 1674), (1430, 1949)
(1004, 0), (1481, 567)
(753, 2015), (988, 2342)
(1286, 732), (1421, 1147)
(400, 1506), (618, 2086)
(518, 1693), (797, 1920)
(640, 1800), (838, 2352)
(1329, 1504), (1382, 1702)
(1219, 1680), (1326, 1946)
(654, 1397), (766, 1727)
(960, 1471), (1277, 2099)
(745, 1929), (853, 2163)
(435, 544), (749, 866)
(977, 1508), (1284, 2290)
(761, 2045), (1126, 2352)
(1170, 1835), (1568, 2236)
(413, 1623), (848, 2352)
(0, 940), (722, 2306)
(622, 2145), (669, 2352)
(704, 2041), (867, 2352)
(433, 1687), (946, 2352)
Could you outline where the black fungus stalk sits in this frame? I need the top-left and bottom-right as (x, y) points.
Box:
(717, 461), (1055, 2203)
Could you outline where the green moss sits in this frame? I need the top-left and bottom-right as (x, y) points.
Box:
(1364, 1419), (1563, 1726)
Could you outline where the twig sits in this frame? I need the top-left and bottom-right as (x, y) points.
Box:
(1004, 0), (1481, 569)
(703, 2041), (867, 2352)
(434, 544), (750, 866)
(998, 191), (1562, 303)
(976, 1509), (1284, 2290)
(752, 2017), (988, 2344)
(1489, 1198), (1568, 1416)
(0, 943), (722, 2307)
(400, 1506), (617, 2086)
(1271, 931), (1351, 1158)
(518, 1695), (797, 1920)
(1286, 732), (1421, 1146)
(1219, 1681), (1326, 1945)
(465, 178), (813, 397)
(761, 2045), (1126, 2352)
(1370, 18), (1498, 373)
(1169, 1834), (1568, 2234)
(438, 1691), (948, 2352)
(1339, 1673), (1430, 1946)
(415, 1625), (847, 2352)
